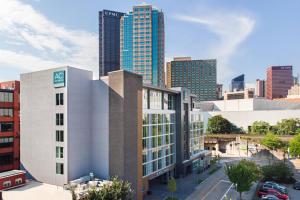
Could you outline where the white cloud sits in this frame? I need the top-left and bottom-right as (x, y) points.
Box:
(0, 0), (98, 78)
(174, 11), (255, 83)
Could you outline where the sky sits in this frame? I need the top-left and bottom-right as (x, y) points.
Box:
(0, 0), (300, 89)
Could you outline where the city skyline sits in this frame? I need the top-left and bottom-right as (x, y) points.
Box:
(0, 0), (300, 88)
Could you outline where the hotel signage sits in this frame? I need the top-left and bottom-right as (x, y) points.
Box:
(53, 71), (65, 88)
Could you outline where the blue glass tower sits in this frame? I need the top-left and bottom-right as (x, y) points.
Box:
(231, 74), (245, 92)
(120, 4), (165, 87)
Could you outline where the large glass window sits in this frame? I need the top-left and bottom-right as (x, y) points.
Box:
(0, 122), (13, 132)
(0, 92), (13, 103)
(0, 153), (13, 166)
(0, 109), (13, 117)
(149, 90), (162, 109)
(56, 163), (64, 174)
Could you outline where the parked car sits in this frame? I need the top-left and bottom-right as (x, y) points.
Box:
(262, 194), (280, 200)
(257, 188), (289, 200)
(294, 181), (300, 190)
(263, 182), (288, 194)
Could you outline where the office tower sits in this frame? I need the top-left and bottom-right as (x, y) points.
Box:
(168, 57), (217, 101)
(266, 66), (293, 99)
(120, 4), (165, 87)
(99, 10), (124, 77)
(0, 81), (20, 172)
(216, 84), (223, 100)
(256, 79), (265, 98)
(231, 74), (245, 92)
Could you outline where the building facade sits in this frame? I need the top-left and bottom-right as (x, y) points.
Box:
(224, 88), (254, 100)
(216, 84), (223, 100)
(266, 66), (293, 99)
(0, 81), (20, 173)
(256, 79), (265, 97)
(168, 58), (217, 101)
(99, 10), (124, 77)
(120, 4), (165, 87)
(21, 67), (209, 199)
(231, 74), (245, 92)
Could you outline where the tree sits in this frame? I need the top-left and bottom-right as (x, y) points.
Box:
(207, 115), (232, 134)
(84, 177), (133, 200)
(274, 118), (300, 135)
(290, 134), (300, 158)
(167, 177), (177, 200)
(225, 159), (261, 200)
(261, 133), (284, 163)
(261, 162), (294, 183)
(250, 121), (270, 135)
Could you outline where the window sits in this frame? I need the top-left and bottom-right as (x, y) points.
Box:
(0, 122), (13, 132)
(56, 163), (64, 174)
(15, 178), (23, 185)
(56, 130), (64, 142)
(56, 113), (64, 126)
(0, 109), (13, 117)
(0, 154), (13, 166)
(0, 92), (13, 102)
(0, 137), (13, 148)
(3, 181), (11, 188)
(56, 93), (64, 105)
(56, 147), (64, 158)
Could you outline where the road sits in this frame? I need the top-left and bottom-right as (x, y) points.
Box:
(186, 157), (257, 200)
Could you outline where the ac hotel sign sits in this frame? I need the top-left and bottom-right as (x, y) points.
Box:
(53, 71), (65, 88)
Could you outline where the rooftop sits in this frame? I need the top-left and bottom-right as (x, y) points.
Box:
(0, 170), (25, 179)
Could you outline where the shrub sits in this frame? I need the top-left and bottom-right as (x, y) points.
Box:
(261, 162), (295, 184)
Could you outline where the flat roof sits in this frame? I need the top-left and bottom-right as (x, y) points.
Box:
(143, 84), (181, 94)
(0, 170), (25, 179)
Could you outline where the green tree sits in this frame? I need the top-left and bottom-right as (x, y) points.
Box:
(290, 134), (300, 158)
(207, 115), (232, 134)
(274, 118), (300, 135)
(261, 162), (294, 183)
(250, 121), (270, 135)
(84, 177), (133, 200)
(261, 133), (284, 163)
(167, 177), (177, 200)
(225, 159), (261, 200)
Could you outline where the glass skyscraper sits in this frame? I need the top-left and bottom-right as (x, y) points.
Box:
(231, 74), (245, 92)
(120, 4), (165, 87)
(99, 10), (124, 77)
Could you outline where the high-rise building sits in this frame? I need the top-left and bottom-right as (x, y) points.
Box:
(0, 81), (20, 172)
(167, 58), (217, 101)
(99, 10), (124, 77)
(21, 66), (210, 199)
(256, 79), (265, 98)
(216, 84), (223, 100)
(231, 74), (245, 92)
(120, 4), (165, 87)
(266, 66), (293, 99)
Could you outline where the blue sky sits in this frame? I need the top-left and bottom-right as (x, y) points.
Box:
(0, 0), (300, 89)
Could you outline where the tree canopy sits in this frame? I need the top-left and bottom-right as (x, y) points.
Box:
(225, 159), (261, 200)
(261, 133), (283, 150)
(250, 121), (270, 135)
(290, 134), (300, 157)
(274, 118), (300, 135)
(207, 115), (233, 134)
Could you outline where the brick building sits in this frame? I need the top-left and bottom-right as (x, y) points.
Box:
(0, 81), (20, 172)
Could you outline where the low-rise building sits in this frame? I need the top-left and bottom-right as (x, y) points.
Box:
(224, 88), (254, 100)
(0, 81), (20, 173)
(0, 170), (25, 190)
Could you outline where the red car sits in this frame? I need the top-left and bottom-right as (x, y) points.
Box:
(258, 188), (289, 200)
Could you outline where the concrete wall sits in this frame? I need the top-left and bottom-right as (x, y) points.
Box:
(21, 67), (68, 186)
(91, 78), (109, 179)
(67, 68), (93, 181)
(108, 70), (143, 200)
(203, 110), (300, 131)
